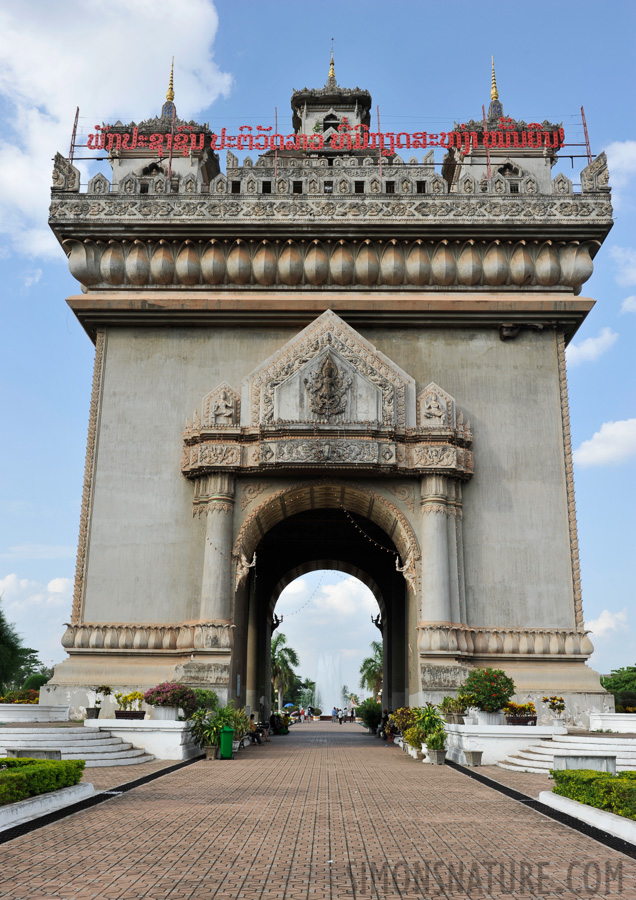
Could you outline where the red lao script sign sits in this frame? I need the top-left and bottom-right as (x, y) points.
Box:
(87, 117), (564, 158)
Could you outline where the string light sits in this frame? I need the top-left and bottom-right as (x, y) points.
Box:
(279, 570), (327, 617)
(340, 505), (399, 560)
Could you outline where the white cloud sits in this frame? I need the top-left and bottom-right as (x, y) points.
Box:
(610, 247), (636, 287)
(316, 577), (378, 618)
(621, 295), (636, 314)
(0, 573), (72, 662)
(0, 544), (75, 560)
(0, 1), (231, 258)
(566, 327), (618, 365)
(22, 268), (42, 289)
(585, 608), (628, 639)
(574, 418), (636, 467)
(605, 140), (636, 207)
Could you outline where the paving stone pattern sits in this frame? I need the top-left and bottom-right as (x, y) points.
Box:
(2, 723), (635, 899)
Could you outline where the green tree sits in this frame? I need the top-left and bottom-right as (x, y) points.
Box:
(0, 599), (24, 694)
(359, 640), (383, 698)
(271, 632), (300, 712)
(341, 684), (360, 705)
(601, 667), (636, 695)
(12, 648), (47, 688)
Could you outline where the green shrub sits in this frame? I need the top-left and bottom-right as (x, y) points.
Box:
(413, 703), (445, 736)
(22, 673), (49, 691)
(426, 728), (447, 751)
(551, 769), (636, 820)
(458, 668), (515, 712)
(357, 698), (382, 731)
(403, 724), (427, 749)
(192, 688), (219, 711)
(0, 759), (85, 806)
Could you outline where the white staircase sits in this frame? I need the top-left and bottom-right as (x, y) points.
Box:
(498, 734), (636, 774)
(0, 726), (154, 767)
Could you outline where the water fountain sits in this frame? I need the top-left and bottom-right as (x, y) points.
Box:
(314, 652), (343, 713)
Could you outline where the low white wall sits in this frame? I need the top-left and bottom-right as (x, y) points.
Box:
(0, 783), (95, 832)
(0, 705), (69, 723)
(445, 723), (566, 766)
(539, 791), (636, 844)
(588, 713), (636, 734)
(88, 719), (201, 760)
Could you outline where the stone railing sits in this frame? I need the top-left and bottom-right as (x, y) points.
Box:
(417, 624), (593, 657)
(61, 622), (234, 652)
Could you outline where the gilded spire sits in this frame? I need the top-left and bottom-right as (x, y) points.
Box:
(329, 38), (335, 80)
(490, 56), (499, 102)
(166, 57), (175, 103)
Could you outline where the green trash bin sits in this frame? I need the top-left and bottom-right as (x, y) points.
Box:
(220, 725), (235, 759)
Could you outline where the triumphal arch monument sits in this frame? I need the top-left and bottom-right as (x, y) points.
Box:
(45, 61), (613, 719)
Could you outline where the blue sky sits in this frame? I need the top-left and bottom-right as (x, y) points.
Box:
(0, 0), (634, 691)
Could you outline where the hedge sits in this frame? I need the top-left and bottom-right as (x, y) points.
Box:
(0, 758), (86, 807)
(551, 769), (636, 820)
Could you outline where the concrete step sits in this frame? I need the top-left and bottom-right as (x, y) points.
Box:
(496, 734), (636, 774)
(0, 726), (155, 767)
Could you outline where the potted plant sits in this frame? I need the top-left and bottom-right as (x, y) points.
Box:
(542, 695), (566, 726)
(404, 724), (427, 759)
(458, 668), (515, 725)
(426, 727), (447, 765)
(114, 690), (146, 719)
(188, 705), (236, 759)
(439, 697), (466, 724)
(232, 707), (250, 751)
(192, 688), (220, 712)
(86, 684), (111, 719)
(503, 700), (537, 725)
(313, 707), (322, 721)
(357, 698), (382, 733)
(143, 682), (197, 720)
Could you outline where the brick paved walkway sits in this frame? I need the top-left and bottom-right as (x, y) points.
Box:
(2, 722), (635, 899)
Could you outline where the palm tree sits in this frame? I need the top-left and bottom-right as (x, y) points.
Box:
(271, 632), (300, 712)
(359, 640), (383, 698)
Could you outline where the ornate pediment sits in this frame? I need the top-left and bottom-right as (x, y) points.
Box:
(242, 310), (416, 428)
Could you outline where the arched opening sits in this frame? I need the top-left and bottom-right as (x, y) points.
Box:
(232, 483), (419, 721)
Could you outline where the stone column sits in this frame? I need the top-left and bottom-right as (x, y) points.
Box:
(199, 473), (236, 622)
(419, 475), (452, 623)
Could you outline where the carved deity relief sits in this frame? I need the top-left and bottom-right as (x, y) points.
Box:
(304, 353), (352, 420)
(201, 382), (240, 427)
(417, 383), (456, 429)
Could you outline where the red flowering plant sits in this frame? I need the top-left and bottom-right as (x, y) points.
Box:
(458, 668), (516, 713)
(0, 689), (39, 704)
(143, 682), (197, 716)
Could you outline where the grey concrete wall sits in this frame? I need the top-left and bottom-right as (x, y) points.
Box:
(85, 322), (573, 632)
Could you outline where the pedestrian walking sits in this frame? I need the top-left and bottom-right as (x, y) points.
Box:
(332, 706), (337, 723)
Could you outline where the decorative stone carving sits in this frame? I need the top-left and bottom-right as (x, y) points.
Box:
(552, 173), (573, 195)
(51, 153), (80, 192)
(201, 383), (240, 426)
(61, 621), (234, 652)
(417, 383), (456, 427)
(261, 439), (380, 465)
(245, 310), (415, 428)
(240, 482), (271, 510)
(59, 236), (603, 291)
(580, 151), (610, 193)
(72, 331), (106, 624)
(87, 173), (110, 194)
(304, 353), (352, 420)
(417, 624), (593, 658)
(413, 445), (456, 468)
(234, 550), (256, 590)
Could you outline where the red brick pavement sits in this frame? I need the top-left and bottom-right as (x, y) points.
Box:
(1, 722), (635, 900)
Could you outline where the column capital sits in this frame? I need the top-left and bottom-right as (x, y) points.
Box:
(194, 473), (236, 514)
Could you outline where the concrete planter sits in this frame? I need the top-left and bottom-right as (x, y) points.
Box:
(552, 717), (565, 728)
(428, 749), (447, 765)
(475, 711), (504, 726)
(88, 719), (201, 760)
(463, 750), (483, 767)
(114, 711), (146, 720)
(588, 713), (636, 733)
(445, 722), (566, 766)
(152, 706), (179, 721)
(0, 704), (69, 723)
(85, 708), (100, 719)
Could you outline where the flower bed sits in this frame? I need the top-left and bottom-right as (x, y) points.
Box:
(0, 759), (85, 806)
(551, 769), (636, 820)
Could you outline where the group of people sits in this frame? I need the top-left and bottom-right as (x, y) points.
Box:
(331, 705), (356, 724)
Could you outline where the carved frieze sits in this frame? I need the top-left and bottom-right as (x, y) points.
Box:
(417, 624), (593, 658)
(51, 152), (80, 193)
(261, 440), (381, 465)
(61, 621), (234, 652)
(580, 151), (610, 193)
(417, 383), (455, 428)
(61, 235), (604, 291)
(201, 382), (240, 426)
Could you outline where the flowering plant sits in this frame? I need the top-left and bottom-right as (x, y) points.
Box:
(391, 707), (416, 734)
(143, 682), (196, 715)
(403, 724), (427, 749)
(542, 695), (565, 714)
(458, 668), (516, 713)
(115, 690), (145, 711)
(0, 689), (39, 704)
(503, 701), (536, 716)
(93, 685), (111, 708)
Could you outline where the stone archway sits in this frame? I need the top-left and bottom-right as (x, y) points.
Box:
(232, 482), (419, 720)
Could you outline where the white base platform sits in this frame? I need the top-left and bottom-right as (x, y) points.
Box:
(445, 723), (566, 766)
(539, 791), (636, 844)
(589, 713), (636, 733)
(0, 783), (95, 832)
(0, 705), (70, 722)
(87, 720), (201, 760)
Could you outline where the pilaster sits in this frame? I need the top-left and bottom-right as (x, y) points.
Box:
(197, 474), (236, 621)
